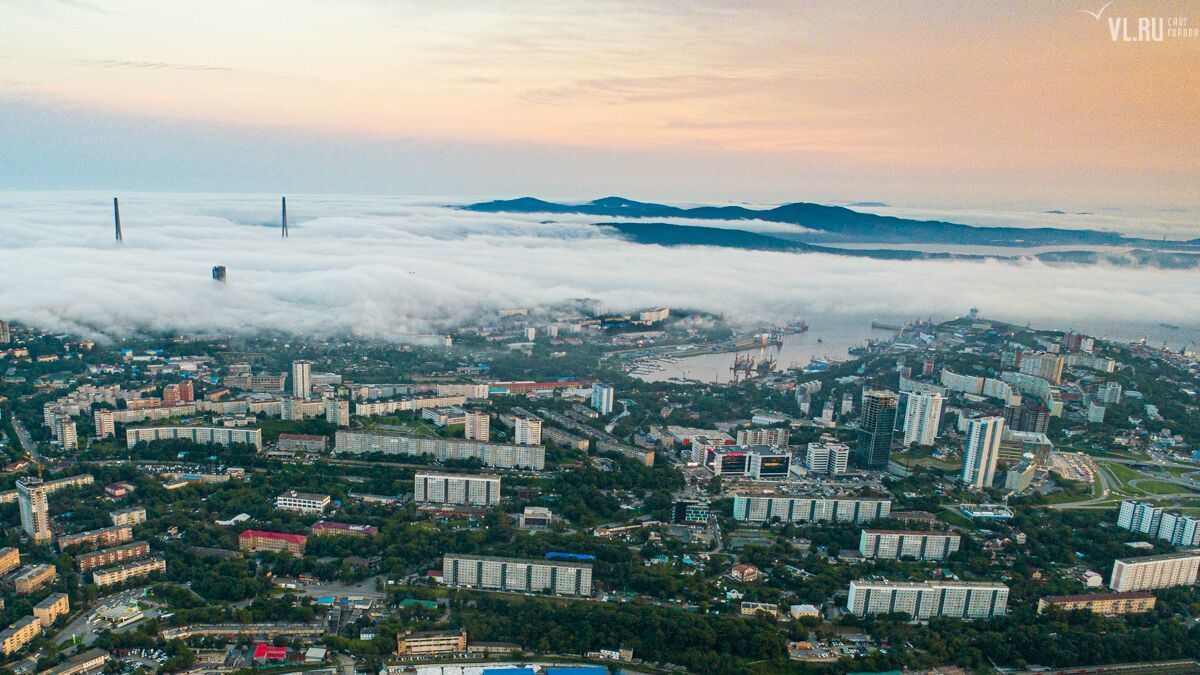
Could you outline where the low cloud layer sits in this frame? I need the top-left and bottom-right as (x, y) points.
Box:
(2, 192), (1199, 342)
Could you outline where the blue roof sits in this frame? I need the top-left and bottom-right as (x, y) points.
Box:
(545, 668), (608, 675)
(481, 669), (536, 675)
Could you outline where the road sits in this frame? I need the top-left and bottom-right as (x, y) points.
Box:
(11, 416), (35, 456)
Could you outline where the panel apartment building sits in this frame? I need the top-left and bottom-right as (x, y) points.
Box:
(1109, 552), (1200, 592)
(1037, 591), (1156, 615)
(92, 556), (167, 587)
(414, 472), (501, 507)
(732, 492), (892, 524)
(335, 430), (545, 470)
(75, 541), (151, 572)
(847, 580), (1009, 619)
(859, 530), (962, 561)
(126, 426), (262, 450)
(442, 554), (592, 597)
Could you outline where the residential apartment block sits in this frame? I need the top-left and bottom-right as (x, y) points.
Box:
(33, 593), (69, 627)
(75, 541), (151, 572)
(858, 530), (962, 561)
(92, 556), (166, 587)
(110, 506), (147, 527)
(12, 564), (56, 594)
(335, 430), (545, 470)
(732, 492), (891, 524)
(58, 525), (134, 551)
(442, 554), (592, 597)
(1109, 552), (1200, 592)
(238, 530), (307, 555)
(847, 580), (1009, 619)
(1037, 592), (1156, 615)
(125, 426), (262, 450)
(414, 472), (501, 507)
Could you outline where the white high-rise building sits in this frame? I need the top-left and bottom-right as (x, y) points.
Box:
(805, 440), (850, 475)
(847, 580), (1008, 619)
(1157, 512), (1200, 547)
(1096, 381), (1123, 405)
(901, 392), (943, 447)
(415, 472), (501, 507)
(1110, 552), (1200, 592)
(591, 383), (614, 415)
(17, 478), (52, 543)
(514, 416), (542, 446)
(291, 360), (312, 400)
(464, 412), (490, 441)
(54, 418), (78, 450)
(961, 416), (1004, 489)
(1117, 500), (1163, 535)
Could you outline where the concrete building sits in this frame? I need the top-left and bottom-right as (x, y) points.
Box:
(414, 472), (501, 507)
(292, 360), (312, 399)
(12, 564), (57, 594)
(325, 398), (351, 427)
(92, 556), (166, 587)
(58, 524), (133, 550)
(125, 426), (262, 450)
(310, 521), (378, 538)
(464, 411), (491, 441)
(39, 648), (111, 675)
(335, 430), (545, 469)
(1087, 402), (1106, 424)
(961, 416), (1004, 489)
(1019, 352), (1065, 384)
(847, 580), (1008, 619)
(0, 616), (41, 656)
(732, 492), (891, 524)
(442, 554), (592, 597)
(856, 390), (898, 469)
(518, 506), (554, 529)
(1117, 500), (1163, 536)
(805, 439), (850, 475)
(1096, 381), (1123, 405)
(238, 530), (307, 555)
(17, 477), (52, 543)
(76, 541), (151, 571)
(1109, 552), (1200, 592)
(859, 530), (961, 561)
(55, 418), (78, 450)
(1037, 592), (1156, 615)
(591, 383), (614, 415)
(277, 433), (328, 454)
(33, 593), (69, 627)
(900, 391), (943, 447)
(274, 490), (331, 514)
(514, 415), (542, 446)
(703, 444), (791, 479)
(395, 628), (467, 656)
(1157, 512), (1200, 547)
(0, 548), (19, 576)
(736, 428), (790, 446)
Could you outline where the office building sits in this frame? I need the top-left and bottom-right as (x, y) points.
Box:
(12, 564), (57, 594)
(92, 556), (166, 587)
(464, 411), (490, 441)
(396, 628), (467, 656)
(76, 541), (151, 571)
(859, 530), (961, 561)
(961, 417), (1004, 489)
(17, 477), (52, 543)
(238, 530), (307, 555)
(518, 506), (554, 529)
(125, 426), (262, 450)
(1109, 552), (1200, 592)
(33, 593), (69, 628)
(58, 525), (133, 551)
(292, 360), (312, 399)
(0, 616), (41, 656)
(856, 390), (898, 469)
(671, 501), (712, 526)
(442, 554), (592, 597)
(703, 444), (791, 479)
(514, 415), (542, 446)
(1117, 500), (1163, 536)
(325, 398), (351, 427)
(335, 430), (545, 470)
(846, 580), (1008, 619)
(900, 391), (943, 447)
(732, 492), (891, 524)
(0, 548), (19, 576)
(805, 439), (850, 475)
(736, 428), (790, 446)
(414, 472), (501, 507)
(274, 490), (331, 514)
(591, 383), (614, 415)
(1037, 592), (1156, 615)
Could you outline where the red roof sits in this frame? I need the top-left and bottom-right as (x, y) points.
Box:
(239, 530), (307, 544)
(253, 644), (288, 660)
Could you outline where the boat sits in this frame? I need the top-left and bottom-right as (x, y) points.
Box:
(816, 337), (823, 343)
(1160, 323), (1181, 330)
(871, 320), (903, 330)
(785, 319), (810, 333)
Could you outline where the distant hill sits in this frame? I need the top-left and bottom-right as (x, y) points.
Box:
(464, 196), (1143, 247)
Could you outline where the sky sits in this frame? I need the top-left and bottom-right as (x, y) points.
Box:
(1, 1), (1198, 210)
(2, 192), (1199, 343)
